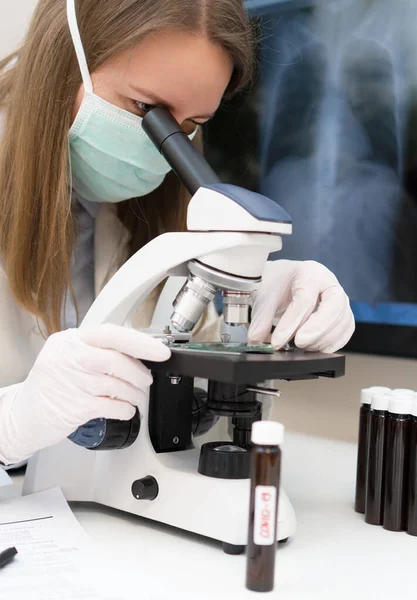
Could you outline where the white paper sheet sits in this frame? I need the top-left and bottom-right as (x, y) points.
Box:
(0, 488), (124, 599)
(0, 467), (12, 487)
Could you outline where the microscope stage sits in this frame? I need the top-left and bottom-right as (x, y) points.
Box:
(145, 346), (345, 384)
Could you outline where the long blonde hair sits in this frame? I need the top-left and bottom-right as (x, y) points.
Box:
(0, 0), (254, 334)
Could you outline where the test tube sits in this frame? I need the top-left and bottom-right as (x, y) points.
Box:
(383, 396), (412, 532)
(407, 399), (417, 537)
(355, 387), (391, 514)
(246, 421), (283, 593)
(365, 392), (392, 526)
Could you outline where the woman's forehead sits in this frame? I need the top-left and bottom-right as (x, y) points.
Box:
(103, 30), (233, 116)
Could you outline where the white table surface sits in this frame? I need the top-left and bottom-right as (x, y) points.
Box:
(3, 432), (416, 599)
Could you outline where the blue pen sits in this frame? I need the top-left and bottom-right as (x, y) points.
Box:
(0, 547), (18, 569)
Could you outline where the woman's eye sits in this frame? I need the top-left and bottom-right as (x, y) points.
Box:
(134, 101), (155, 114)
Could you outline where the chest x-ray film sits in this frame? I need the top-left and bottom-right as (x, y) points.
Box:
(207, 0), (417, 357)
(258, 0), (417, 324)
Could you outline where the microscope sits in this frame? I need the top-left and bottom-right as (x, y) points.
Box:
(23, 109), (345, 554)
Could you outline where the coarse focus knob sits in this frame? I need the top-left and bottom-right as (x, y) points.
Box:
(68, 410), (141, 450)
(198, 441), (251, 479)
(132, 476), (159, 501)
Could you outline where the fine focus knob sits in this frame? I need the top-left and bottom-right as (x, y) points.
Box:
(198, 441), (251, 479)
(132, 476), (159, 501)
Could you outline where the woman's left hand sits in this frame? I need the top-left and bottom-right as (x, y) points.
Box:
(248, 260), (355, 353)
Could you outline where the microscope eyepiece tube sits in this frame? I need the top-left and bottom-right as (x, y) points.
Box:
(142, 107), (220, 195)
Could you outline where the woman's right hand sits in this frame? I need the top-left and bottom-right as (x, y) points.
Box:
(0, 324), (171, 465)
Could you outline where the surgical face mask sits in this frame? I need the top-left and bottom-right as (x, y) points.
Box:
(67, 0), (195, 203)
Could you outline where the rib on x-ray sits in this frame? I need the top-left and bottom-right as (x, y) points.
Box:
(259, 0), (417, 307)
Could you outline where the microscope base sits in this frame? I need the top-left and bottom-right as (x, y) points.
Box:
(24, 439), (296, 549)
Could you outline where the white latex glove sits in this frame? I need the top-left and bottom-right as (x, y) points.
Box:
(248, 260), (355, 353)
(0, 324), (170, 465)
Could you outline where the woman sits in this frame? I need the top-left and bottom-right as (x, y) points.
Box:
(0, 0), (354, 466)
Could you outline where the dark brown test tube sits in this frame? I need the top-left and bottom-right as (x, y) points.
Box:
(365, 393), (392, 526)
(355, 387), (391, 514)
(383, 396), (412, 532)
(407, 401), (417, 536)
(246, 421), (283, 593)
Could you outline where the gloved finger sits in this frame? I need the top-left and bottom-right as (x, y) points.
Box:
(294, 287), (349, 348)
(321, 319), (355, 353)
(248, 290), (288, 344)
(306, 312), (355, 354)
(270, 289), (318, 349)
(297, 309), (354, 352)
(79, 347), (153, 389)
(78, 324), (171, 362)
(93, 396), (137, 421)
(77, 372), (147, 406)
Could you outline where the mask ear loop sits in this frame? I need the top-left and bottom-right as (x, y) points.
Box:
(66, 0), (93, 208)
(66, 0), (93, 94)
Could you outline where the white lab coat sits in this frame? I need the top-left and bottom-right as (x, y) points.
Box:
(0, 202), (221, 390)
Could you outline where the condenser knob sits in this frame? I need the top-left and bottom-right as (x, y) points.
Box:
(198, 441), (251, 479)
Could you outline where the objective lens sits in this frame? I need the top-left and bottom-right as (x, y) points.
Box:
(171, 275), (217, 333)
(223, 291), (251, 326)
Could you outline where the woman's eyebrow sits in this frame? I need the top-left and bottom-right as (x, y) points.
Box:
(130, 84), (215, 120)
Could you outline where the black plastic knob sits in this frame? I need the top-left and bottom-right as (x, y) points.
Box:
(132, 476), (159, 501)
(198, 442), (251, 479)
(69, 410), (141, 450)
(192, 388), (219, 438)
(100, 410), (141, 450)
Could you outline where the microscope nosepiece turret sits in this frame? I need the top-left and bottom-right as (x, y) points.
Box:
(170, 260), (260, 332)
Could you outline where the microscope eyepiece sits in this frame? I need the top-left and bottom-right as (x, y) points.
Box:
(142, 107), (220, 195)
